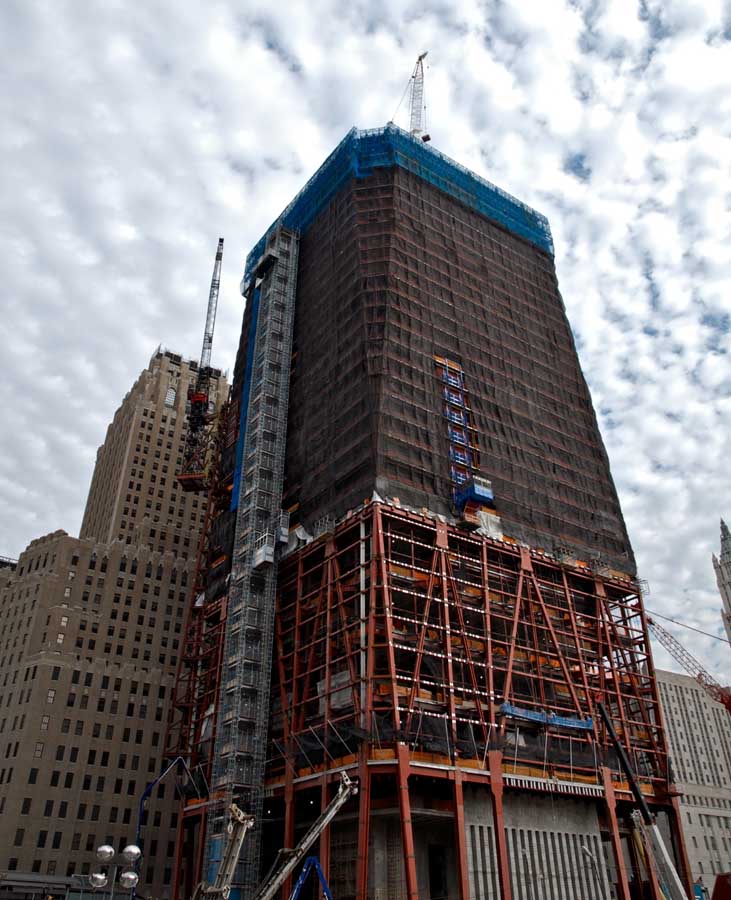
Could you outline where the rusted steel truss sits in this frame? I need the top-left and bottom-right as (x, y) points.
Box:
(267, 501), (683, 900)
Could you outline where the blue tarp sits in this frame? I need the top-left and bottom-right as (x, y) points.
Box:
(244, 123), (553, 283)
(501, 702), (593, 732)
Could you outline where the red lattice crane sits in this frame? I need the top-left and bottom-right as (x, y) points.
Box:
(647, 616), (731, 714)
(178, 238), (224, 493)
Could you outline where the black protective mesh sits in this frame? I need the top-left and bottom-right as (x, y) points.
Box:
(272, 167), (634, 571)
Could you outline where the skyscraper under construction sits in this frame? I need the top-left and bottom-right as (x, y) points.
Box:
(168, 124), (690, 900)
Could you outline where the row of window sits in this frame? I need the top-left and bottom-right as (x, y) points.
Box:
(5, 856), (173, 885)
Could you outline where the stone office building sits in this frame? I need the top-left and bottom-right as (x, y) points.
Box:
(657, 668), (731, 884)
(0, 349), (226, 899)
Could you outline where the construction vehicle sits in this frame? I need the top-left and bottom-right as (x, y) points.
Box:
(178, 238), (224, 493)
(194, 805), (255, 900)
(647, 617), (731, 715)
(190, 771), (356, 900)
(252, 771), (358, 900)
(597, 701), (688, 900)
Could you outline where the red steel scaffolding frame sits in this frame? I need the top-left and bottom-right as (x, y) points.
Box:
(265, 499), (692, 900)
(167, 398), (237, 898)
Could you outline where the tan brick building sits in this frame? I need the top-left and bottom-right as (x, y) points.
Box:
(0, 349), (226, 900)
(657, 669), (731, 885)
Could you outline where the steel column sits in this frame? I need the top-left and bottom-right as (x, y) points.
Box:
(453, 771), (472, 900)
(396, 742), (419, 900)
(488, 749), (513, 900)
(603, 766), (632, 900)
(355, 753), (371, 899)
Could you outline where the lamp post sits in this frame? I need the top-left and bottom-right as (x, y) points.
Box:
(90, 844), (142, 900)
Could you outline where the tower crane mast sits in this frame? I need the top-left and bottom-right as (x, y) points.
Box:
(199, 239), (223, 378)
(408, 51), (430, 142)
(178, 237), (224, 493)
(647, 616), (731, 714)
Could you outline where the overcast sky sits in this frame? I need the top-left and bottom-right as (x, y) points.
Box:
(1, 0), (729, 681)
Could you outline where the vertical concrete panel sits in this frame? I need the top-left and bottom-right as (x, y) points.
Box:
(463, 784), (499, 899)
(502, 793), (612, 900)
(486, 824), (499, 899)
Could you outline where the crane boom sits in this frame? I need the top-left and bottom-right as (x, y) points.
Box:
(647, 617), (731, 714)
(408, 52), (430, 142)
(177, 237), (224, 493)
(193, 804), (254, 900)
(252, 772), (358, 900)
(200, 238), (223, 376)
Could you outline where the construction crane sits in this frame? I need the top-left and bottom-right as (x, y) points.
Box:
(193, 805), (255, 900)
(647, 617), (731, 715)
(186, 772), (356, 900)
(409, 51), (431, 142)
(178, 238), (224, 493)
(252, 771), (358, 900)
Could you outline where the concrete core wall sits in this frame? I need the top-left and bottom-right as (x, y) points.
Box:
(464, 785), (612, 900)
(327, 784), (614, 899)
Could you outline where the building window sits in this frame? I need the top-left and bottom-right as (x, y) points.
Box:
(33, 742), (44, 758)
(46, 689), (56, 704)
(40, 715), (50, 731)
(21, 797), (31, 814)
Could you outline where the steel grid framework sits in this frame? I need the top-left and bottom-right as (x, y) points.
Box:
(166, 397), (236, 895)
(267, 500), (692, 900)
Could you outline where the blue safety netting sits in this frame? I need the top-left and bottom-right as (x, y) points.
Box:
(244, 123), (553, 281)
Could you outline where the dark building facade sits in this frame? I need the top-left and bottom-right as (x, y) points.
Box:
(171, 125), (687, 900)
(283, 163), (633, 573)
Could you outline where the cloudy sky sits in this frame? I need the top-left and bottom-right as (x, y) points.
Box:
(2, 0), (729, 681)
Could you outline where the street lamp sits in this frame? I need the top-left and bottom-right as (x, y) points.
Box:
(89, 844), (142, 899)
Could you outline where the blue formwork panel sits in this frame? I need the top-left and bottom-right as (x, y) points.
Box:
(244, 123), (553, 281)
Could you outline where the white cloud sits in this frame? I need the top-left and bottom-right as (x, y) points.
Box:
(0, 0), (729, 686)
